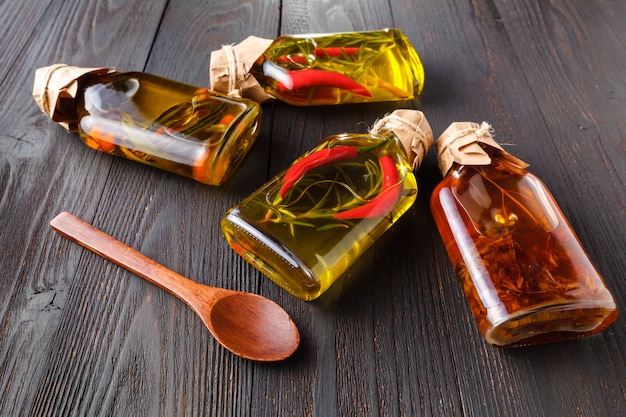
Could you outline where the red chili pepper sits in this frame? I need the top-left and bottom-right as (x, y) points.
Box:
(277, 69), (371, 97)
(279, 145), (359, 198)
(333, 155), (402, 219)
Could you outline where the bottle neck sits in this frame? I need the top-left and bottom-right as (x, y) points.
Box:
(33, 65), (115, 131)
(369, 109), (433, 170)
(436, 122), (528, 176)
(447, 145), (529, 179)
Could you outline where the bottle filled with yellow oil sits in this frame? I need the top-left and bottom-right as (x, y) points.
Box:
(430, 122), (618, 347)
(33, 64), (261, 185)
(221, 110), (433, 300)
(210, 29), (424, 106)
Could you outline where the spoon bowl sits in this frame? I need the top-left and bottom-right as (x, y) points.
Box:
(50, 212), (300, 362)
(209, 292), (300, 359)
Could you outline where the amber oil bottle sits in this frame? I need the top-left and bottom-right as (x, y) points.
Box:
(430, 122), (618, 347)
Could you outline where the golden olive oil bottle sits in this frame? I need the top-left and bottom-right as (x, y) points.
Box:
(34, 64), (261, 185)
(210, 29), (424, 106)
(221, 110), (433, 300)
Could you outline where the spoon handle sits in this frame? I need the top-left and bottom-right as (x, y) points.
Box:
(50, 211), (215, 307)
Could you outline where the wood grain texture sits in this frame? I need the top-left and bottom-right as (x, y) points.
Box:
(0, 0), (624, 416)
(0, 0), (169, 415)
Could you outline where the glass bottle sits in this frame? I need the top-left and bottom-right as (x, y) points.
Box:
(221, 110), (433, 300)
(33, 64), (262, 185)
(430, 122), (618, 347)
(210, 29), (424, 106)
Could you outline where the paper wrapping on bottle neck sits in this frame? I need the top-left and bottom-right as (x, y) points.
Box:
(209, 36), (273, 103)
(33, 64), (114, 131)
(369, 109), (433, 170)
(436, 121), (529, 176)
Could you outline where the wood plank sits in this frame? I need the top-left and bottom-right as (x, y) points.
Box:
(388, 0), (626, 416)
(0, 7), (62, 415)
(488, 2), (626, 416)
(0, 0), (169, 415)
(265, 2), (454, 416)
(21, 1), (284, 416)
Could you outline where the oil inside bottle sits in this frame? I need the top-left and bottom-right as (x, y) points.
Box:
(251, 29), (424, 106)
(431, 146), (618, 346)
(222, 133), (418, 300)
(77, 72), (261, 185)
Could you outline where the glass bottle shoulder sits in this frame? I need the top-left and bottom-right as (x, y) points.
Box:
(432, 154), (559, 237)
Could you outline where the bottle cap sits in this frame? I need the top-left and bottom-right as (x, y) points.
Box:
(33, 64), (113, 131)
(436, 121), (529, 176)
(369, 109), (433, 170)
(210, 36), (273, 103)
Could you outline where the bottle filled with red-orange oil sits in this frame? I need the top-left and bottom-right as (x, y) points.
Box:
(430, 121), (618, 347)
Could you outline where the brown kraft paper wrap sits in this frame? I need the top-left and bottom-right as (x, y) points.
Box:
(436, 121), (529, 176)
(33, 64), (114, 131)
(369, 109), (433, 170)
(210, 36), (273, 103)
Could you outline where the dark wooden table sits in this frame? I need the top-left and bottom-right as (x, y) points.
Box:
(1, 0), (624, 416)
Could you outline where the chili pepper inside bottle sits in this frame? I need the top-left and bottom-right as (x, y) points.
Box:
(33, 64), (262, 185)
(210, 29), (424, 106)
(430, 122), (618, 347)
(221, 109), (433, 300)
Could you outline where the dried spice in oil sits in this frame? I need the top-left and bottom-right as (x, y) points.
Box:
(221, 110), (433, 300)
(33, 64), (261, 185)
(430, 122), (618, 346)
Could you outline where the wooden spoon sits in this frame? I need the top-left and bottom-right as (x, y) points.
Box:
(50, 211), (300, 362)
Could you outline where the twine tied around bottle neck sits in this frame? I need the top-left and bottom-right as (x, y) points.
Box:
(222, 44), (242, 98)
(436, 121), (528, 176)
(32, 64), (113, 132)
(369, 109), (434, 170)
(209, 36), (273, 103)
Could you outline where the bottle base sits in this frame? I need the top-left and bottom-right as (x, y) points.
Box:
(484, 301), (618, 347)
(221, 211), (323, 300)
(200, 105), (261, 185)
